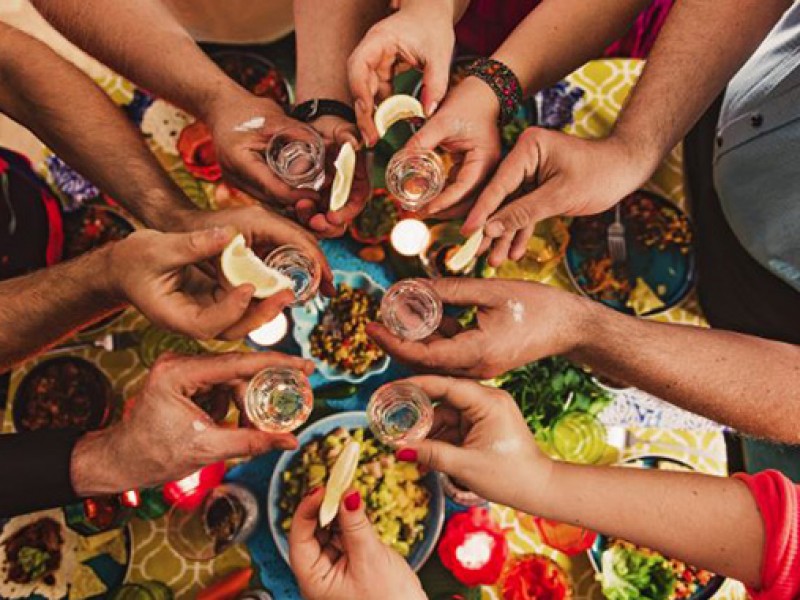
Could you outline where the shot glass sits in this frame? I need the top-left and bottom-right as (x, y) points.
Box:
(386, 148), (445, 212)
(265, 124), (325, 190)
(381, 279), (443, 341)
(244, 367), (313, 433)
(367, 381), (434, 447)
(264, 245), (321, 305)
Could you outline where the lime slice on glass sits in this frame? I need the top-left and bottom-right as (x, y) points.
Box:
(330, 142), (356, 212)
(220, 234), (293, 299)
(319, 440), (361, 527)
(551, 412), (607, 464)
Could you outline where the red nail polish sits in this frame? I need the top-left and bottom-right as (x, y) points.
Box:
(343, 490), (361, 511)
(396, 448), (418, 462)
(305, 486), (321, 498)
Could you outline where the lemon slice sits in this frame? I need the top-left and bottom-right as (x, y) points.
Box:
(446, 230), (484, 273)
(374, 94), (425, 138)
(319, 440), (361, 527)
(220, 234), (293, 299)
(330, 142), (356, 212)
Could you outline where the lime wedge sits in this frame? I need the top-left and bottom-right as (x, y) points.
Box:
(220, 234), (293, 299)
(446, 230), (484, 273)
(330, 142), (356, 212)
(319, 440), (361, 527)
(374, 94), (425, 138)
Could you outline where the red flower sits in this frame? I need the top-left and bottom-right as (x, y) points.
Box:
(438, 507), (509, 586)
(501, 555), (572, 600)
(178, 121), (222, 182)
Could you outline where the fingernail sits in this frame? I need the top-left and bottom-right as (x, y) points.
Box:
(396, 448), (418, 462)
(485, 221), (505, 238)
(426, 101), (439, 117)
(305, 486), (322, 498)
(344, 490), (361, 511)
(276, 437), (297, 451)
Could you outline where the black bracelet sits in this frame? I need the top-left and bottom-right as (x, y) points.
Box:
(291, 99), (357, 125)
(465, 57), (523, 126)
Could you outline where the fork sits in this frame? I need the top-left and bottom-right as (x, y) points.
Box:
(607, 203), (626, 263)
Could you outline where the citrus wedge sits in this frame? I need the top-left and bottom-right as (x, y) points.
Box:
(319, 440), (361, 527)
(220, 234), (293, 299)
(374, 94), (425, 138)
(329, 142), (356, 212)
(446, 229), (484, 273)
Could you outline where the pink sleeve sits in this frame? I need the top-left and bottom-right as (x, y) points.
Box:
(734, 470), (800, 600)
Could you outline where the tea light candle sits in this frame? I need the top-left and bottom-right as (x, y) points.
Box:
(391, 219), (431, 256)
(248, 313), (289, 347)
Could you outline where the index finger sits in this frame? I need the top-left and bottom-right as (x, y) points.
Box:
(161, 351), (315, 389)
(429, 278), (498, 307)
(289, 487), (328, 576)
(235, 150), (314, 205)
(402, 375), (493, 412)
(462, 141), (540, 235)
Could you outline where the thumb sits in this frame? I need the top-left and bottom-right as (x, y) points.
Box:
(337, 489), (383, 563)
(396, 438), (466, 476)
(420, 55), (451, 117)
(200, 427), (298, 462)
(161, 226), (237, 270)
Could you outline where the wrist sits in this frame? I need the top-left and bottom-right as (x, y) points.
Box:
(71, 428), (126, 497)
(400, 0), (457, 20)
(452, 76), (501, 121)
(608, 122), (662, 181)
(95, 243), (129, 306)
(512, 450), (556, 515)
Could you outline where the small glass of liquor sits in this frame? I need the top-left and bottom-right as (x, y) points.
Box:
(381, 279), (443, 341)
(386, 148), (445, 212)
(367, 381), (434, 447)
(167, 483), (259, 561)
(265, 124), (325, 190)
(244, 367), (313, 433)
(264, 245), (321, 305)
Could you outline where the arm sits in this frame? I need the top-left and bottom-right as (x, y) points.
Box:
(400, 377), (765, 588)
(367, 278), (800, 444)
(0, 24), (196, 230)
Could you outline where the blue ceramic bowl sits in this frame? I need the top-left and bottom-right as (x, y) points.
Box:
(587, 455), (725, 600)
(267, 411), (445, 572)
(291, 270), (390, 384)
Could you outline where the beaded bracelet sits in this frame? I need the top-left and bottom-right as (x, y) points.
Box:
(465, 57), (523, 126)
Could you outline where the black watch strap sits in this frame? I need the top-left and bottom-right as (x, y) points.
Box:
(291, 99), (356, 125)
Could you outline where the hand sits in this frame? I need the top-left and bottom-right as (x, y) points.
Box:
(295, 116), (372, 238)
(367, 278), (590, 379)
(464, 128), (648, 266)
(204, 90), (319, 207)
(174, 205), (335, 296)
(348, 0), (457, 146)
(289, 487), (425, 600)
(395, 376), (551, 510)
(71, 352), (314, 494)
(408, 77), (502, 219)
(111, 227), (296, 340)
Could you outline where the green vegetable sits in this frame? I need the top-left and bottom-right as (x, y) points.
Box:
(315, 382), (358, 400)
(17, 546), (50, 580)
(494, 356), (612, 437)
(600, 545), (677, 600)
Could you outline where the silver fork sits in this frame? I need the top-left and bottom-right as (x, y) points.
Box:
(607, 203), (626, 263)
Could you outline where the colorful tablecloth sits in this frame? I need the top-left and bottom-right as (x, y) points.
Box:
(0, 58), (746, 600)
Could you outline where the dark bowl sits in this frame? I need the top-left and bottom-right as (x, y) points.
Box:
(13, 356), (114, 433)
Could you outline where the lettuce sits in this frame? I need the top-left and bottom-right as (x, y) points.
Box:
(600, 545), (676, 600)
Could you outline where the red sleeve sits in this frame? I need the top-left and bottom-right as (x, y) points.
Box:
(734, 470), (800, 600)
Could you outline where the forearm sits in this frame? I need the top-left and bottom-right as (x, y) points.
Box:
(0, 246), (124, 370)
(521, 462), (764, 587)
(0, 25), (197, 230)
(492, 0), (651, 95)
(612, 0), (791, 171)
(568, 301), (800, 444)
(294, 0), (390, 103)
(31, 0), (248, 121)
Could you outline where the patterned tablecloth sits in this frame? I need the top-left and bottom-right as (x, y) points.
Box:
(0, 59), (746, 599)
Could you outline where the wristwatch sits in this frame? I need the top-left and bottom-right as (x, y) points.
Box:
(290, 99), (357, 125)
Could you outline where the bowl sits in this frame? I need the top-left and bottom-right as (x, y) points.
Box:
(267, 411), (445, 572)
(587, 455), (725, 600)
(13, 356), (114, 433)
(291, 270), (390, 384)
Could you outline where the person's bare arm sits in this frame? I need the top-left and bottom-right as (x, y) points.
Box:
(0, 24), (196, 230)
(569, 301), (800, 444)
